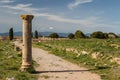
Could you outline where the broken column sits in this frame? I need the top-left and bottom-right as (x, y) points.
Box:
(20, 14), (34, 71)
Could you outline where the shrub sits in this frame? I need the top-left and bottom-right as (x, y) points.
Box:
(91, 31), (107, 39)
(108, 32), (118, 38)
(49, 33), (59, 38)
(75, 30), (86, 38)
(68, 33), (74, 39)
(104, 33), (108, 39)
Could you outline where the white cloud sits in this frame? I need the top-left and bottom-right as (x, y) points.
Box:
(34, 12), (88, 24)
(0, 2), (110, 28)
(2, 4), (38, 12)
(68, 0), (93, 9)
(49, 27), (54, 30)
(33, 12), (109, 28)
(0, 0), (14, 3)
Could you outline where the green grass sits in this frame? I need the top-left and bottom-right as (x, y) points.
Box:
(0, 41), (37, 80)
(33, 38), (120, 80)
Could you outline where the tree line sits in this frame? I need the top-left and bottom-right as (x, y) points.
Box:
(68, 30), (118, 39)
(9, 28), (119, 40)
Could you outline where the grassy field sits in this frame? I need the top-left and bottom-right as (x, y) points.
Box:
(33, 38), (120, 80)
(0, 41), (37, 80)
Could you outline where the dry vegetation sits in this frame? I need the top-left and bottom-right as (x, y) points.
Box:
(0, 41), (37, 80)
(33, 38), (120, 80)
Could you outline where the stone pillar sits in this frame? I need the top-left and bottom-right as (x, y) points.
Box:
(20, 14), (34, 71)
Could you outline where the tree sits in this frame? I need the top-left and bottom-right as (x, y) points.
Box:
(91, 31), (107, 39)
(39, 34), (43, 37)
(34, 30), (38, 39)
(49, 32), (59, 38)
(104, 33), (108, 39)
(68, 33), (74, 39)
(31, 32), (33, 38)
(75, 30), (86, 38)
(9, 28), (14, 40)
(108, 32), (118, 38)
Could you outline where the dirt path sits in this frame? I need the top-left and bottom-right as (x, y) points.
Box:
(14, 41), (101, 80)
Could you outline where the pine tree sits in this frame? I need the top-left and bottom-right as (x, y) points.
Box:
(34, 30), (38, 39)
(9, 28), (14, 40)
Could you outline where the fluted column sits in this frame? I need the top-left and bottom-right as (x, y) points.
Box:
(20, 14), (34, 71)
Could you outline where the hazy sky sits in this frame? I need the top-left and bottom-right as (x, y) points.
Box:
(0, 0), (120, 33)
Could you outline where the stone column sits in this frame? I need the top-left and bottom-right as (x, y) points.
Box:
(20, 14), (34, 71)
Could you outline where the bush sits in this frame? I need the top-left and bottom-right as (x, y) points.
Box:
(75, 30), (86, 38)
(104, 33), (108, 39)
(68, 33), (74, 39)
(108, 32), (118, 38)
(91, 31), (107, 39)
(49, 33), (59, 38)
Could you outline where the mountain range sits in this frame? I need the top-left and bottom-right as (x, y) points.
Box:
(0, 32), (69, 37)
(0, 31), (90, 37)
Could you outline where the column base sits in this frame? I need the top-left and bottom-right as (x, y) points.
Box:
(20, 65), (35, 73)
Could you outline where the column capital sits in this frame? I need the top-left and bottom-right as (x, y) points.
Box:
(21, 14), (34, 21)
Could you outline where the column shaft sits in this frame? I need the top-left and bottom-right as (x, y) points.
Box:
(21, 15), (34, 70)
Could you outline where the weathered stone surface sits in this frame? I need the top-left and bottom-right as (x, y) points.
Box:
(91, 52), (100, 59)
(21, 15), (34, 21)
(113, 57), (120, 64)
(6, 77), (16, 80)
(109, 44), (120, 49)
(14, 46), (20, 51)
(20, 14), (34, 71)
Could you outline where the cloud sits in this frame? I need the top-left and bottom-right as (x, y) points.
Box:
(33, 12), (108, 28)
(68, 0), (93, 9)
(0, 0), (14, 3)
(1, 2), (109, 28)
(2, 3), (38, 12)
(49, 27), (54, 30)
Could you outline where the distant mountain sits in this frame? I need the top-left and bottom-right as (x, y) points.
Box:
(39, 32), (69, 37)
(0, 31), (91, 37)
(0, 31), (22, 36)
(0, 32), (69, 37)
(0, 32), (9, 36)
(86, 33), (91, 37)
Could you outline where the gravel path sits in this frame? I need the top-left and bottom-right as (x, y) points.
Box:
(14, 41), (101, 80)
